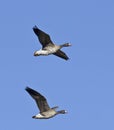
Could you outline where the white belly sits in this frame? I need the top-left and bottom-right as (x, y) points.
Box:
(39, 49), (57, 55)
(35, 110), (56, 119)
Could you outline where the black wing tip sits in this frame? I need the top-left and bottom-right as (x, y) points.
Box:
(25, 86), (41, 96)
(61, 56), (70, 61)
(56, 56), (69, 61)
(25, 86), (31, 91)
(33, 25), (37, 28)
(33, 25), (38, 31)
(67, 57), (71, 60)
(25, 86), (37, 92)
(25, 86), (37, 93)
(65, 57), (69, 60)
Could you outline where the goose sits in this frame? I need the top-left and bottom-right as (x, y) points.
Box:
(33, 25), (71, 60)
(25, 87), (67, 119)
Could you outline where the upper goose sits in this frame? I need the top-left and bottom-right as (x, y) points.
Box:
(25, 87), (67, 119)
(33, 25), (71, 60)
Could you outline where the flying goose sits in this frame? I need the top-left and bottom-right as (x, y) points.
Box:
(33, 25), (71, 60)
(25, 87), (67, 119)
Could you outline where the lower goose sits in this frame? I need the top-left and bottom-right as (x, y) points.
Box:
(25, 87), (67, 119)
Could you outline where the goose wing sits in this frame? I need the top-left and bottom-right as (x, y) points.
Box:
(25, 87), (50, 113)
(33, 25), (53, 48)
(53, 50), (69, 60)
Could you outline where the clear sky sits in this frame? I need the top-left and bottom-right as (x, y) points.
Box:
(0, 0), (114, 129)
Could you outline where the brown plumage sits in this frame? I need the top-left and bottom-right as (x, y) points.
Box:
(33, 25), (71, 60)
(25, 87), (67, 119)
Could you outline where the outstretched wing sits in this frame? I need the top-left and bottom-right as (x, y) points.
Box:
(25, 87), (50, 113)
(53, 50), (69, 60)
(33, 25), (53, 48)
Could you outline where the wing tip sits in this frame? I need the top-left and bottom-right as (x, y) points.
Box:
(25, 86), (35, 93)
(61, 55), (70, 61)
(66, 57), (71, 60)
(65, 57), (69, 60)
(25, 86), (30, 91)
(32, 25), (38, 31)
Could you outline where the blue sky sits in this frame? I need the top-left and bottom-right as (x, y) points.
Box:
(0, 0), (114, 129)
